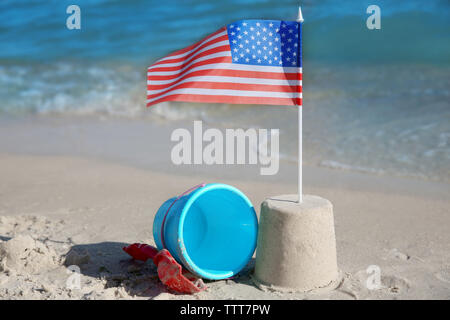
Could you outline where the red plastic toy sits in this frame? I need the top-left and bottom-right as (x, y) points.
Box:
(123, 243), (206, 294)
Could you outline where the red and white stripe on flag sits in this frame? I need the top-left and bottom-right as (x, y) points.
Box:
(147, 24), (302, 107)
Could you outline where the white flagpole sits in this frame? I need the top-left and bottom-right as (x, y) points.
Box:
(297, 6), (304, 203)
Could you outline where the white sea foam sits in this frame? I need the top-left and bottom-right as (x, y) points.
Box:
(319, 160), (384, 175)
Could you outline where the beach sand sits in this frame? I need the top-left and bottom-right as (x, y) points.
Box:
(0, 116), (449, 300)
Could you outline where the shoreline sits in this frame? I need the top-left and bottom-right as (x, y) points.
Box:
(1, 113), (448, 185)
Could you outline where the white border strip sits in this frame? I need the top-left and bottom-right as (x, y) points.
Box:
(147, 88), (302, 102)
(148, 77), (302, 94)
(149, 63), (302, 76)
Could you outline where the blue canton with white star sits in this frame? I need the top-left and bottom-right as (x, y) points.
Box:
(227, 20), (301, 68)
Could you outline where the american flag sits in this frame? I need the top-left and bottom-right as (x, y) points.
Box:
(147, 19), (302, 107)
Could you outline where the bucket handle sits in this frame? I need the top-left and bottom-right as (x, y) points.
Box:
(160, 183), (206, 249)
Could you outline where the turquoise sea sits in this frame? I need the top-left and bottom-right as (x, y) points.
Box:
(0, 0), (449, 181)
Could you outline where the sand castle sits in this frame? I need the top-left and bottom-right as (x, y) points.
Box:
(254, 194), (339, 292)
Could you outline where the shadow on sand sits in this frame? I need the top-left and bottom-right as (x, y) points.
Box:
(65, 241), (256, 299)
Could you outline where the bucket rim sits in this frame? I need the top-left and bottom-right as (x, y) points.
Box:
(177, 183), (257, 280)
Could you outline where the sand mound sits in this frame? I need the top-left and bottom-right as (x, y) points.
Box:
(0, 234), (59, 275)
(0, 215), (65, 239)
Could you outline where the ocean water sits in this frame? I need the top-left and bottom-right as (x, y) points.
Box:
(0, 0), (449, 181)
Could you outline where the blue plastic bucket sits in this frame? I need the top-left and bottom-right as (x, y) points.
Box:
(153, 183), (258, 280)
